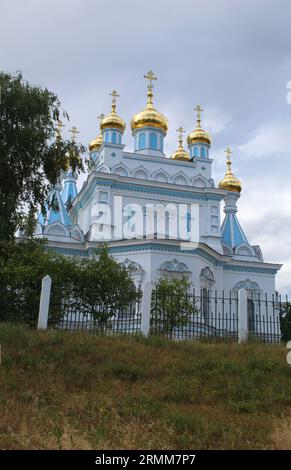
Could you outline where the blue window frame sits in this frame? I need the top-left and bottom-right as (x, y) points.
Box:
(112, 132), (117, 144)
(138, 133), (146, 150)
(201, 147), (206, 158)
(150, 133), (158, 150)
(194, 147), (199, 157)
(186, 212), (191, 233)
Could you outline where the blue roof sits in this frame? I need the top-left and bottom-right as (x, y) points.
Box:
(221, 213), (248, 249)
(61, 179), (78, 206)
(38, 189), (71, 227)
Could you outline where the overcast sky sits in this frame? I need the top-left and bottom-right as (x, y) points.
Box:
(1, 0), (291, 293)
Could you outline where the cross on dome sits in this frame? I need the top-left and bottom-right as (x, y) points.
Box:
(69, 126), (79, 143)
(144, 70), (157, 90)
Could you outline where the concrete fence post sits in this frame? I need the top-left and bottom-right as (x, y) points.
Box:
(238, 288), (248, 343)
(141, 281), (153, 337)
(37, 275), (52, 330)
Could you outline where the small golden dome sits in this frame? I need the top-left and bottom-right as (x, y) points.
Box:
(100, 90), (126, 134)
(187, 105), (211, 146)
(172, 126), (190, 161)
(89, 134), (103, 152)
(131, 71), (168, 134)
(88, 114), (104, 152)
(218, 147), (242, 193)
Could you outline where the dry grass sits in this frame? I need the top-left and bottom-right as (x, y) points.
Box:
(0, 323), (291, 450)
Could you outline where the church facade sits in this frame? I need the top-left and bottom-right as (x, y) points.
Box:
(35, 72), (281, 299)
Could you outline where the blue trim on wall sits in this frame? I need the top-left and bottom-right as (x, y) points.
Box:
(73, 178), (223, 211)
(46, 242), (278, 274)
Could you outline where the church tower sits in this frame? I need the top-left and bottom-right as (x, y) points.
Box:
(100, 91), (126, 145)
(131, 71), (168, 156)
(218, 146), (249, 251)
(187, 105), (211, 160)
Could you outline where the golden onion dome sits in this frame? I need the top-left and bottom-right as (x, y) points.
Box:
(89, 134), (103, 152)
(172, 126), (190, 161)
(131, 71), (168, 134)
(187, 105), (211, 146)
(218, 147), (242, 193)
(100, 90), (126, 134)
(88, 114), (104, 152)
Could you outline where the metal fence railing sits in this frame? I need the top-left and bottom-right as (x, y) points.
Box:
(150, 289), (239, 341)
(3, 274), (288, 344)
(48, 283), (142, 335)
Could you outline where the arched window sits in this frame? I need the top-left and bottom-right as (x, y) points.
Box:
(105, 132), (109, 143)
(138, 133), (146, 150)
(150, 133), (158, 150)
(160, 135), (164, 153)
(112, 132), (117, 144)
(194, 147), (199, 157)
(200, 147), (206, 158)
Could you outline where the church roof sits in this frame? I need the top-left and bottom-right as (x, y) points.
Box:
(221, 212), (248, 249)
(38, 186), (71, 227)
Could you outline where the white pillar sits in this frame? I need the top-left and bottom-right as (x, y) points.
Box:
(37, 275), (52, 330)
(238, 288), (248, 343)
(141, 281), (153, 336)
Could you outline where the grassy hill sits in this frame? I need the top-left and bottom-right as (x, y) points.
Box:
(0, 323), (291, 450)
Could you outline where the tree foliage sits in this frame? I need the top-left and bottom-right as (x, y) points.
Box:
(151, 276), (197, 338)
(280, 302), (291, 342)
(71, 247), (140, 331)
(0, 241), (140, 329)
(0, 71), (85, 240)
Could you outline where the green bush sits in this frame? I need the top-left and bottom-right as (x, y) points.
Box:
(151, 276), (198, 338)
(0, 240), (140, 328)
(280, 302), (291, 342)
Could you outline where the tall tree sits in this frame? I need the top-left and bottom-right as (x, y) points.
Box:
(0, 71), (85, 240)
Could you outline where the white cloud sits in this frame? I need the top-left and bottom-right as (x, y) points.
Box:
(238, 121), (291, 158)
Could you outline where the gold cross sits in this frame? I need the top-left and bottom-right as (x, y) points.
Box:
(69, 125), (79, 142)
(55, 120), (65, 139)
(194, 104), (203, 120)
(109, 90), (119, 105)
(224, 146), (232, 162)
(176, 126), (185, 146)
(144, 70), (157, 90)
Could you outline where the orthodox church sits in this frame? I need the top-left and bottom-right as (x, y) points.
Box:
(34, 71), (281, 297)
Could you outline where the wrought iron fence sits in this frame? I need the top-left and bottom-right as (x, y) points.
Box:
(151, 289), (239, 342)
(45, 281), (290, 343)
(48, 283), (142, 335)
(247, 293), (282, 343)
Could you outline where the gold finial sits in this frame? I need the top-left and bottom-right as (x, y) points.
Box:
(176, 126), (185, 148)
(69, 125), (79, 143)
(55, 119), (65, 140)
(144, 70), (157, 106)
(219, 146), (241, 193)
(144, 70), (157, 90)
(194, 105), (203, 129)
(225, 146), (232, 162)
(98, 113), (105, 129)
(224, 146), (233, 173)
(109, 90), (119, 113)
